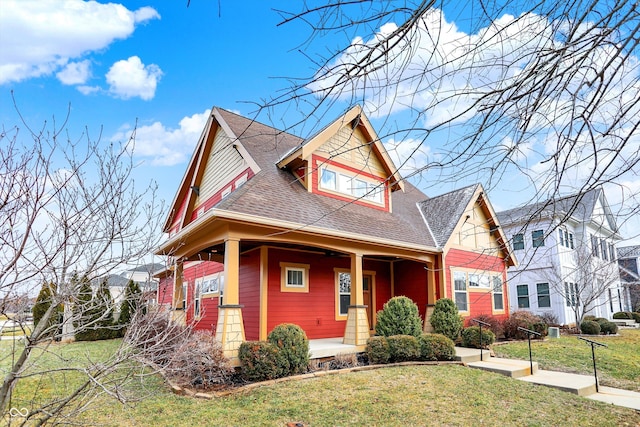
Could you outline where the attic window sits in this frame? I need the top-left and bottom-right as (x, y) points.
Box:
(235, 173), (248, 188)
(319, 166), (383, 204)
(221, 186), (232, 199)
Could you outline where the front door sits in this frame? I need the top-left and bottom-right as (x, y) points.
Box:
(363, 275), (373, 329)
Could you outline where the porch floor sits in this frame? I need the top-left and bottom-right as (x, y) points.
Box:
(308, 338), (361, 359)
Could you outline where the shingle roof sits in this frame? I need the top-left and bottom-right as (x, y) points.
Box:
(418, 184), (479, 247)
(496, 187), (603, 226)
(213, 108), (437, 248)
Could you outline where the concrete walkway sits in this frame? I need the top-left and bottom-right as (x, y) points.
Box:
(455, 347), (640, 411)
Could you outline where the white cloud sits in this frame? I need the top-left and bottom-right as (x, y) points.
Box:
(384, 138), (433, 178)
(0, 0), (159, 85)
(106, 56), (162, 100)
(56, 60), (91, 85)
(112, 109), (211, 166)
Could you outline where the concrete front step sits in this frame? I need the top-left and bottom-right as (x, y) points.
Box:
(454, 346), (493, 363)
(518, 370), (597, 396)
(611, 319), (639, 328)
(467, 357), (538, 378)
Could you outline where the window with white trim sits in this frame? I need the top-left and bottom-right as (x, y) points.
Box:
(221, 186), (231, 199)
(337, 271), (351, 316)
(532, 230), (545, 248)
(565, 282), (578, 307)
(194, 281), (201, 318)
(280, 263), (310, 293)
(235, 173), (248, 188)
(493, 276), (504, 311)
(517, 284), (530, 308)
(197, 273), (221, 295)
(453, 271), (468, 312)
(319, 166), (384, 204)
(559, 228), (574, 249)
(536, 283), (551, 308)
(513, 233), (524, 250)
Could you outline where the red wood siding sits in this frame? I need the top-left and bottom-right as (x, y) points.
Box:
(393, 260), (429, 322)
(310, 154), (390, 212)
(156, 275), (174, 307)
(180, 261), (224, 331)
(363, 259), (392, 315)
(445, 248), (509, 322)
(267, 248), (350, 339)
(239, 250), (261, 340)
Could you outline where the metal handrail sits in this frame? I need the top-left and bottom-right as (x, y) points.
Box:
(518, 327), (542, 374)
(578, 336), (607, 392)
(471, 318), (492, 361)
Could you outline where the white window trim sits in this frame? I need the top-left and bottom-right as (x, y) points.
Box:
(318, 165), (384, 205)
(492, 276), (504, 312)
(516, 284), (530, 309)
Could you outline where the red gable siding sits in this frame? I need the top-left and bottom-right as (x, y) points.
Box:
(445, 248), (509, 321)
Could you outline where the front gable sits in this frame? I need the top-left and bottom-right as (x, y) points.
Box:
(277, 105), (403, 212)
(446, 187), (515, 266)
(163, 108), (260, 235)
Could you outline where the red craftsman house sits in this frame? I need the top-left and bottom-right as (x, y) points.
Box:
(156, 106), (515, 363)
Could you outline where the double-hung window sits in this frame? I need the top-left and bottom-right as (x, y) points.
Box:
(493, 276), (504, 311)
(337, 271), (351, 317)
(453, 271), (468, 312)
(532, 230), (545, 248)
(536, 283), (551, 308)
(513, 233), (524, 250)
(517, 284), (530, 308)
(194, 281), (201, 318)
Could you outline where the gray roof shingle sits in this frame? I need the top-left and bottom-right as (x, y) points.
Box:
(418, 184), (479, 247)
(213, 108), (437, 248)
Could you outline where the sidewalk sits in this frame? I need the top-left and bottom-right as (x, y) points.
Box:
(455, 347), (640, 411)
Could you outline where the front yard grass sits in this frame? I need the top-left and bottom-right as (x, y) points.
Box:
(494, 328), (640, 391)
(2, 334), (639, 426)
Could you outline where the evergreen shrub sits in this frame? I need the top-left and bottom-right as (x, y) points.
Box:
(612, 311), (633, 319)
(598, 320), (618, 335)
(267, 323), (310, 376)
(366, 336), (390, 364)
(375, 296), (423, 337)
(238, 341), (288, 382)
(580, 320), (601, 335)
(461, 326), (496, 349)
(386, 335), (421, 362)
(429, 298), (463, 341)
(417, 333), (455, 361)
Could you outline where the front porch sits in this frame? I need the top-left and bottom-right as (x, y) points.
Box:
(309, 337), (362, 359)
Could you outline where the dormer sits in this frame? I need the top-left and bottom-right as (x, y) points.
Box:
(277, 106), (404, 213)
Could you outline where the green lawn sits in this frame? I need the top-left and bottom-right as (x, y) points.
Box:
(494, 328), (640, 391)
(2, 335), (639, 426)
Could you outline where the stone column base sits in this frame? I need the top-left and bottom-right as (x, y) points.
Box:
(424, 304), (435, 333)
(215, 305), (245, 366)
(343, 305), (369, 346)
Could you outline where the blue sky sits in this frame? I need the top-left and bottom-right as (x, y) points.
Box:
(1, 1), (638, 245)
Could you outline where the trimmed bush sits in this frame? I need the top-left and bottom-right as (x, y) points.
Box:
(238, 341), (288, 382)
(580, 320), (601, 335)
(366, 336), (391, 364)
(582, 315), (597, 322)
(468, 313), (503, 339)
(632, 312), (640, 323)
(267, 323), (309, 376)
(429, 298), (463, 341)
(418, 333), (456, 361)
(386, 335), (421, 362)
(461, 326), (496, 349)
(502, 311), (546, 340)
(598, 320), (618, 335)
(613, 311), (633, 319)
(375, 296), (423, 337)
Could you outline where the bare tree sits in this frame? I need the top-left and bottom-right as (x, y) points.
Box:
(0, 100), (166, 424)
(261, 0), (640, 242)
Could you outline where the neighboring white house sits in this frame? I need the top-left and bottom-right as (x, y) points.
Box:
(497, 188), (630, 325)
(618, 245), (640, 312)
(94, 263), (164, 306)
